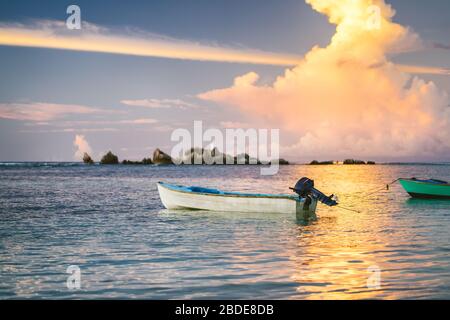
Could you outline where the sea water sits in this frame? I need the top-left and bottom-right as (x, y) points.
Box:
(0, 163), (449, 299)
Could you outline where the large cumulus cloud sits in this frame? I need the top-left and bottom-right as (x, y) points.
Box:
(199, 0), (450, 160)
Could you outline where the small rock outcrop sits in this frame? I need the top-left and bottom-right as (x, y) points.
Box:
(122, 158), (153, 165)
(177, 147), (290, 165)
(235, 153), (260, 165)
(142, 158), (153, 165)
(153, 148), (173, 165)
(82, 152), (94, 164)
(309, 160), (333, 165)
(273, 158), (289, 165)
(343, 159), (366, 165)
(100, 151), (119, 165)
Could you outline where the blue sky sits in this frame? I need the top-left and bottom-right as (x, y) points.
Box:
(0, 0), (449, 161)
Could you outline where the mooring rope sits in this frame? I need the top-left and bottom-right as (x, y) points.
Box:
(332, 178), (401, 214)
(335, 205), (361, 213)
(365, 178), (400, 197)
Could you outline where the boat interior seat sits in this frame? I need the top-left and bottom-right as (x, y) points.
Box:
(189, 186), (223, 194)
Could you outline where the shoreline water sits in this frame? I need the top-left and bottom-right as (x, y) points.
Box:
(1, 163), (450, 299)
(1, 161), (449, 167)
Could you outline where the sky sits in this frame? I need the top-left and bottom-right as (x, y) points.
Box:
(0, 0), (449, 162)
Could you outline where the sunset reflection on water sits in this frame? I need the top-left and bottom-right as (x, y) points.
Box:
(1, 164), (449, 299)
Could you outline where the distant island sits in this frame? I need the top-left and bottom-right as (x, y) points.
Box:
(309, 159), (376, 165)
(82, 148), (377, 166)
(84, 147), (290, 166)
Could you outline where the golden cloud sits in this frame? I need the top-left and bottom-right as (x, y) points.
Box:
(0, 19), (448, 75)
(199, 0), (450, 160)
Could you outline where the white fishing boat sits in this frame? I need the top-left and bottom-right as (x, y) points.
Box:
(157, 177), (338, 219)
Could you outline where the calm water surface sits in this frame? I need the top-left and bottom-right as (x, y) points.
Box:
(0, 163), (449, 299)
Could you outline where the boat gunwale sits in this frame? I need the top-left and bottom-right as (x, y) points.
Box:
(399, 178), (450, 187)
(157, 182), (303, 201)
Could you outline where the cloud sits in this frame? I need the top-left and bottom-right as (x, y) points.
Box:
(433, 42), (450, 50)
(120, 98), (199, 109)
(199, 0), (450, 160)
(26, 118), (158, 126)
(220, 121), (252, 129)
(0, 20), (302, 66)
(18, 118), (158, 134)
(120, 118), (158, 124)
(0, 19), (447, 75)
(397, 64), (450, 76)
(73, 134), (92, 160)
(21, 128), (118, 133)
(0, 102), (101, 121)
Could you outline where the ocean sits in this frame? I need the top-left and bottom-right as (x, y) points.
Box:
(0, 163), (449, 299)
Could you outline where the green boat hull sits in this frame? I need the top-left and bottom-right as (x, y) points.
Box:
(399, 179), (450, 199)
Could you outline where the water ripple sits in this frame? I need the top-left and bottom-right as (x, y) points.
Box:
(1, 164), (450, 299)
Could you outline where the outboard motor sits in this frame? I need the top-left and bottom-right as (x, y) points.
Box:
(290, 177), (338, 207)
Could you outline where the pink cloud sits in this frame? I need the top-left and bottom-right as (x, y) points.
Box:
(198, 0), (450, 160)
(0, 102), (101, 121)
(120, 98), (199, 109)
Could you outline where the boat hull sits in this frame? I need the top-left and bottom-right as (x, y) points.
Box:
(399, 179), (450, 199)
(157, 182), (317, 218)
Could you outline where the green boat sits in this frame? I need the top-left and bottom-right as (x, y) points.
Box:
(399, 178), (450, 199)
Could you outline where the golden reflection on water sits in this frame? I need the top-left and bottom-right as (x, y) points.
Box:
(291, 218), (385, 299)
(2, 163), (449, 299)
(162, 164), (450, 299)
(287, 165), (400, 299)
